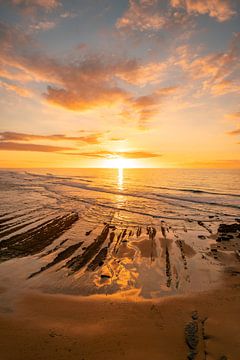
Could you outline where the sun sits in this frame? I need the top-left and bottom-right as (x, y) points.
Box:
(113, 157), (126, 169)
(103, 156), (137, 168)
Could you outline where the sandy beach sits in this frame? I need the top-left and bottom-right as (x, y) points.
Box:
(0, 170), (240, 359)
(0, 282), (240, 360)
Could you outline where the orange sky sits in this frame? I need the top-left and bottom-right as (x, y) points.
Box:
(0, 0), (240, 168)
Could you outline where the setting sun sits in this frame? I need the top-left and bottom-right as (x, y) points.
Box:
(103, 156), (138, 169)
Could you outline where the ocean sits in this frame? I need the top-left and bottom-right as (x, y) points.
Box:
(0, 168), (239, 222)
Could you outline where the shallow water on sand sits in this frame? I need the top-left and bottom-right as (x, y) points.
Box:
(0, 168), (239, 299)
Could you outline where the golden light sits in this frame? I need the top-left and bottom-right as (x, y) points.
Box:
(118, 167), (123, 190)
(103, 156), (138, 169)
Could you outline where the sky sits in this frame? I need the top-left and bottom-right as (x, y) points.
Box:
(0, 0), (239, 168)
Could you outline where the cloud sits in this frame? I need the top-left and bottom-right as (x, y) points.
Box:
(174, 32), (240, 95)
(116, 0), (191, 33)
(226, 111), (240, 119)
(109, 137), (126, 142)
(0, 22), (179, 125)
(64, 150), (161, 159)
(124, 86), (179, 126)
(0, 23), (128, 106)
(44, 84), (129, 111)
(0, 80), (32, 97)
(8, 0), (60, 11)
(210, 80), (240, 95)
(0, 131), (103, 144)
(116, 61), (168, 86)
(171, 0), (236, 22)
(228, 128), (240, 135)
(29, 21), (56, 31)
(226, 111), (240, 136)
(116, 0), (166, 31)
(0, 142), (76, 152)
(115, 151), (161, 158)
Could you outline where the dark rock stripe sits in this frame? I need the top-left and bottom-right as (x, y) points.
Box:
(176, 240), (188, 270)
(65, 224), (109, 273)
(29, 241), (83, 278)
(0, 213), (53, 239)
(0, 212), (79, 261)
(166, 246), (171, 287)
(87, 247), (108, 271)
(39, 239), (68, 258)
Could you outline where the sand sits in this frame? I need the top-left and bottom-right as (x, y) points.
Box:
(0, 280), (240, 360)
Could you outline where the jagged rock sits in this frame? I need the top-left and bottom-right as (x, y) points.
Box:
(185, 321), (198, 350)
(185, 320), (199, 360)
(192, 311), (198, 320)
(218, 223), (240, 234)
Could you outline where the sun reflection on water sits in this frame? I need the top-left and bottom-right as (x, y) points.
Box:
(117, 167), (124, 191)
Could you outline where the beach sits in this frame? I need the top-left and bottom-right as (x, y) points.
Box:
(0, 169), (240, 359)
(1, 284), (240, 359)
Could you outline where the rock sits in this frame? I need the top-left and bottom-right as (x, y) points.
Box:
(100, 274), (111, 279)
(217, 233), (234, 241)
(185, 321), (198, 350)
(218, 223), (240, 234)
(191, 311), (198, 320)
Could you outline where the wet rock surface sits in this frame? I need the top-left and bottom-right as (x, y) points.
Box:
(0, 212), (79, 261)
(65, 224), (110, 273)
(29, 241), (84, 278)
(0, 195), (240, 298)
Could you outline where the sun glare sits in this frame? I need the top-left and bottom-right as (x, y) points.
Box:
(103, 156), (137, 169)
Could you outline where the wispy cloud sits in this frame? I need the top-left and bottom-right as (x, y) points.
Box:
(226, 111), (240, 120)
(0, 142), (76, 152)
(228, 128), (240, 135)
(123, 86), (179, 127)
(210, 80), (240, 95)
(29, 20), (56, 31)
(116, 0), (192, 33)
(8, 0), (60, 11)
(116, 0), (166, 31)
(116, 61), (168, 86)
(0, 131), (103, 144)
(0, 80), (32, 97)
(174, 32), (240, 96)
(64, 150), (161, 159)
(171, 0), (236, 22)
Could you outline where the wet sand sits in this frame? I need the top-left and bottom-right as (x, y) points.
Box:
(0, 282), (240, 360)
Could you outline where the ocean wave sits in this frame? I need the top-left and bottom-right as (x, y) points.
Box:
(146, 185), (240, 198)
(53, 180), (240, 211)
